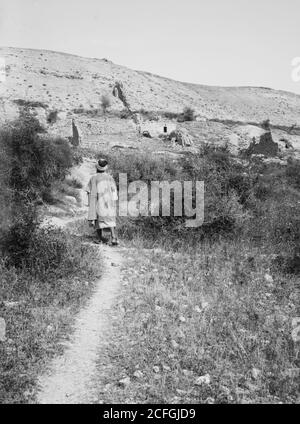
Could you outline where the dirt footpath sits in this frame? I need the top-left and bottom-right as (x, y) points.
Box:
(36, 244), (123, 404)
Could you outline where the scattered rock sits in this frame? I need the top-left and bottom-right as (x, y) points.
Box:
(171, 340), (179, 349)
(195, 374), (211, 385)
(282, 368), (300, 379)
(204, 397), (215, 404)
(2, 301), (24, 308)
(245, 381), (259, 392)
(119, 376), (131, 388)
(64, 195), (77, 206)
(179, 316), (186, 323)
(133, 370), (143, 379)
(163, 364), (171, 371)
(251, 368), (261, 380)
(142, 130), (151, 138)
(264, 273), (274, 284)
(182, 369), (194, 377)
(201, 300), (209, 309)
(220, 385), (231, 396)
(176, 388), (188, 395)
(0, 318), (6, 342)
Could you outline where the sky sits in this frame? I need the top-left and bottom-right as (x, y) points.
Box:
(0, 0), (300, 94)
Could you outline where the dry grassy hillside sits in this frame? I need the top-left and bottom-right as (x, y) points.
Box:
(1, 47), (300, 158)
(1, 47), (300, 124)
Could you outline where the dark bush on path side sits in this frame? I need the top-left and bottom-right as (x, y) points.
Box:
(285, 158), (300, 189)
(0, 112), (77, 268)
(1, 112), (75, 199)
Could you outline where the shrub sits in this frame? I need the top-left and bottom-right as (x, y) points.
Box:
(101, 95), (111, 114)
(47, 110), (58, 124)
(261, 118), (271, 131)
(0, 113), (77, 266)
(119, 109), (132, 119)
(13, 99), (48, 109)
(161, 111), (180, 120)
(1, 114), (75, 198)
(22, 226), (83, 278)
(73, 107), (85, 114)
(286, 158), (300, 189)
(66, 177), (83, 189)
(0, 197), (39, 268)
(138, 109), (159, 121)
(178, 106), (195, 122)
(99, 150), (178, 186)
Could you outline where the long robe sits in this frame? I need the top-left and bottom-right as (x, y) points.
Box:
(85, 173), (118, 229)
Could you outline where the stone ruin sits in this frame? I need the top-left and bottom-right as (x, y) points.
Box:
(112, 81), (130, 110)
(168, 128), (193, 147)
(69, 118), (81, 146)
(246, 130), (279, 157)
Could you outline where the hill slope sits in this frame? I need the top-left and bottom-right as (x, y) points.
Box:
(1, 46), (300, 125)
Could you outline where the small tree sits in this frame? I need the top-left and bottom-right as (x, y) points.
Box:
(182, 106), (195, 122)
(261, 119), (271, 131)
(101, 95), (111, 114)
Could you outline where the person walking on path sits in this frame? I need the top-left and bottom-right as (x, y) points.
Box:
(86, 158), (118, 245)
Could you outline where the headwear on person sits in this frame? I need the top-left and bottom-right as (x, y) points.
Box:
(96, 158), (108, 172)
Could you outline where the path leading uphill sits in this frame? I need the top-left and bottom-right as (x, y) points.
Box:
(36, 242), (123, 404)
(36, 158), (124, 404)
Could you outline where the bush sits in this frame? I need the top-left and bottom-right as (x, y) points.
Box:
(13, 99), (48, 109)
(0, 197), (39, 267)
(22, 226), (85, 278)
(138, 109), (159, 121)
(1, 113), (75, 199)
(66, 177), (83, 189)
(286, 158), (300, 189)
(161, 111), (180, 120)
(0, 113), (78, 265)
(101, 95), (111, 114)
(103, 147), (249, 238)
(119, 109), (132, 119)
(99, 150), (178, 186)
(47, 110), (58, 124)
(261, 118), (271, 131)
(178, 106), (195, 122)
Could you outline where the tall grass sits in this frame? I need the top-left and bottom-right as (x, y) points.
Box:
(100, 147), (299, 257)
(93, 148), (299, 404)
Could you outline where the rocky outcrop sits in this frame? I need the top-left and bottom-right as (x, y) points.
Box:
(71, 119), (81, 146)
(112, 81), (130, 110)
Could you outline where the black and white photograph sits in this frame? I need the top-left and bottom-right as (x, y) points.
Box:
(0, 0), (299, 410)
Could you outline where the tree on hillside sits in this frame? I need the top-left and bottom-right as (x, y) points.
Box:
(178, 106), (195, 122)
(261, 119), (271, 131)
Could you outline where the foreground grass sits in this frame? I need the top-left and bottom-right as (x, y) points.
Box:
(94, 235), (299, 404)
(0, 228), (102, 404)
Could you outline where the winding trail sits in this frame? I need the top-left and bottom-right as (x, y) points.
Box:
(36, 244), (123, 404)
